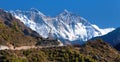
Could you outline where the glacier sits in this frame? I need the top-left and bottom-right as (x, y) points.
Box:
(10, 8), (115, 44)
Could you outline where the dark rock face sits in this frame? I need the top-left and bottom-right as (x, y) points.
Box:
(91, 27), (120, 50)
(114, 43), (120, 51)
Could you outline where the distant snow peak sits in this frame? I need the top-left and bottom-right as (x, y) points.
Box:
(10, 9), (115, 44)
(30, 8), (39, 12)
(59, 9), (73, 17)
(92, 24), (115, 35)
(29, 8), (45, 17)
(64, 9), (70, 13)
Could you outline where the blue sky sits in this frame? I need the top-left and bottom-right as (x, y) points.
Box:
(0, 0), (120, 28)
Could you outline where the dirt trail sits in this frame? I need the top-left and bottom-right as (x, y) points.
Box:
(0, 45), (36, 50)
(0, 45), (63, 50)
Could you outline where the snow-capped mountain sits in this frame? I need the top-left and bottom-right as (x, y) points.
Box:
(10, 8), (115, 44)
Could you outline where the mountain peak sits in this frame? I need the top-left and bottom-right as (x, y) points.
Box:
(30, 8), (40, 13)
(30, 8), (45, 17)
(59, 9), (72, 16)
(10, 9), (114, 45)
(64, 9), (70, 13)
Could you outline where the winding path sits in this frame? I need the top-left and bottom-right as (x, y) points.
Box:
(0, 45), (64, 50)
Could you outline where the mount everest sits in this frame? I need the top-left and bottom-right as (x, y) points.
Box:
(10, 8), (115, 44)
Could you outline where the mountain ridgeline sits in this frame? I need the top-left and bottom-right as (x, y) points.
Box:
(0, 9), (61, 47)
(91, 27), (120, 50)
(10, 8), (114, 44)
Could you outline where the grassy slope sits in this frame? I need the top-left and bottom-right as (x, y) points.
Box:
(0, 39), (120, 62)
(0, 9), (39, 47)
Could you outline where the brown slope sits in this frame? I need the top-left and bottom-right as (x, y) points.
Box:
(0, 39), (120, 62)
(0, 9), (41, 47)
(0, 9), (62, 47)
(80, 39), (120, 62)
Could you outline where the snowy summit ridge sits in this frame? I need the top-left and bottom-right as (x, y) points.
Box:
(10, 8), (115, 44)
